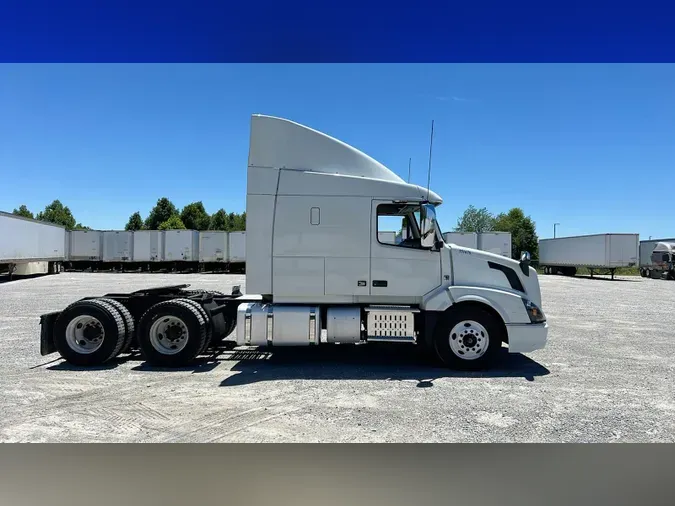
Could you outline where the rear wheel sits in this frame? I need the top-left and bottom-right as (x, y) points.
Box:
(99, 298), (135, 353)
(179, 299), (213, 354)
(53, 299), (126, 366)
(433, 306), (504, 371)
(137, 299), (208, 367)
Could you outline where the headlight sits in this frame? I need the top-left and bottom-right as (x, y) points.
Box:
(522, 299), (546, 323)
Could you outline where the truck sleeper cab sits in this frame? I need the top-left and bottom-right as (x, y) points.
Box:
(38, 114), (548, 371)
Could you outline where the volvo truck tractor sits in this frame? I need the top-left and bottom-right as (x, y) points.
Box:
(38, 114), (548, 371)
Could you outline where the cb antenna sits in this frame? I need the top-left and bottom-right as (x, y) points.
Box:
(407, 157), (411, 183)
(426, 119), (434, 201)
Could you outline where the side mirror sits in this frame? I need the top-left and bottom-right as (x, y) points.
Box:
(420, 204), (436, 249)
(519, 251), (531, 276)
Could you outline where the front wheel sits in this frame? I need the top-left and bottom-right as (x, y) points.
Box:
(433, 306), (504, 371)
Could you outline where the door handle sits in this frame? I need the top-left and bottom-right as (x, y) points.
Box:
(372, 280), (388, 287)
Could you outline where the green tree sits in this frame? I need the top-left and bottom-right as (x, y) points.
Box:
(230, 211), (246, 231)
(454, 205), (495, 233)
(180, 201), (210, 231)
(145, 197), (179, 230)
(36, 200), (77, 229)
(209, 209), (229, 231)
(158, 215), (186, 230)
(125, 211), (144, 231)
(74, 223), (92, 230)
(493, 207), (539, 259)
(12, 205), (34, 219)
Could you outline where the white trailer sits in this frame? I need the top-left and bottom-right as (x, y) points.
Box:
(164, 230), (199, 262)
(539, 233), (639, 279)
(228, 231), (246, 268)
(102, 231), (133, 263)
(132, 230), (165, 263)
(68, 230), (103, 261)
(443, 232), (478, 249)
(478, 232), (512, 258)
(377, 231), (397, 244)
(199, 231), (229, 263)
(0, 211), (66, 277)
(38, 114), (548, 373)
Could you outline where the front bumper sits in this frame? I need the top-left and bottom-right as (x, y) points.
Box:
(506, 322), (548, 354)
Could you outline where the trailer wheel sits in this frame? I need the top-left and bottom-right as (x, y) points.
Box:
(433, 306), (503, 371)
(645, 269), (651, 278)
(180, 299), (213, 354)
(98, 298), (135, 354)
(137, 299), (208, 367)
(53, 299), (126, 366)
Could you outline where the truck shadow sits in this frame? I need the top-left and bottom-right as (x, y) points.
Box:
(46, 344), (550, 385)
(216, 345), (550, 387)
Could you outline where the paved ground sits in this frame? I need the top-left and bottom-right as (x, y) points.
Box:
(0, 272), (673, 442)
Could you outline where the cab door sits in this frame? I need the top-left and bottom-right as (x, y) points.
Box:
(369, 200), (442, 298)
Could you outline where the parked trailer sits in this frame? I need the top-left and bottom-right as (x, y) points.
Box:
(38, 114), (548, 373)
(539, 233), (639, 279)
(639, 237), (675, 278)
(132, 230), (165, 266)
(443, 232), (478, 249)
(478, 232), (512, 258)
(163, 230), (199, 272)
(377, 231), (397, 244)
(0, 211), (66, 278)
(102, 230), (133, 264)
(199, 231), (229, 271)
(228, 231), (246, 272)
(66, 230), (103, 270)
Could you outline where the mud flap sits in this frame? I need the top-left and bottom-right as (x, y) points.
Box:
(40, 312), (61, 356)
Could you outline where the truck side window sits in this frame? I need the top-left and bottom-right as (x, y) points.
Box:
(376, 203), (423, 249)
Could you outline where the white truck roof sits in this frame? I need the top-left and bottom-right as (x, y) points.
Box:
(248, 114), (441, 204)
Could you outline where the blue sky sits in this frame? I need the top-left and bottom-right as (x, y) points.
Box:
(1, 64), (674, 239)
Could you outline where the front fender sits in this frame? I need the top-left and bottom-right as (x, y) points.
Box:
(422, 285), (530, 325)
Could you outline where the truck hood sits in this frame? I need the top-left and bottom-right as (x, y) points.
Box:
(449, 245), (543, 307)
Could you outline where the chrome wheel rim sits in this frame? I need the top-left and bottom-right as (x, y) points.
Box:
(149, 315), (189, 355)
(449, 320), (489, 360)
(65, 315), (105, 354)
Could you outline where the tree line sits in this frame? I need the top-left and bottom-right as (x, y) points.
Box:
(124, 198), (246, 232)
(12, 201), (91, 230)
(11, 198), (246, 232)
(453, 205), (539, 259)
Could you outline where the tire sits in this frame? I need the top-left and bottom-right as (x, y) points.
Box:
(433, 306), (504, 371)
(53, 299), (126, 366)
(137, 299), (208, 367)
(646, 269), (651, 278)
(180, 299), (213, 354)
(98, 298), (135, 354)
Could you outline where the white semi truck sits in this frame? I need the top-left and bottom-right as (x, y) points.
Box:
(38, 115), (548, 371)
(640, 241), (675, 280)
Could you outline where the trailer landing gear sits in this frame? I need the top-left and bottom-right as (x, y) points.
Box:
(588, 268), (617, 280)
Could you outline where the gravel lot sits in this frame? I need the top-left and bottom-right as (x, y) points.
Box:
(1, 272), (673, 442)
